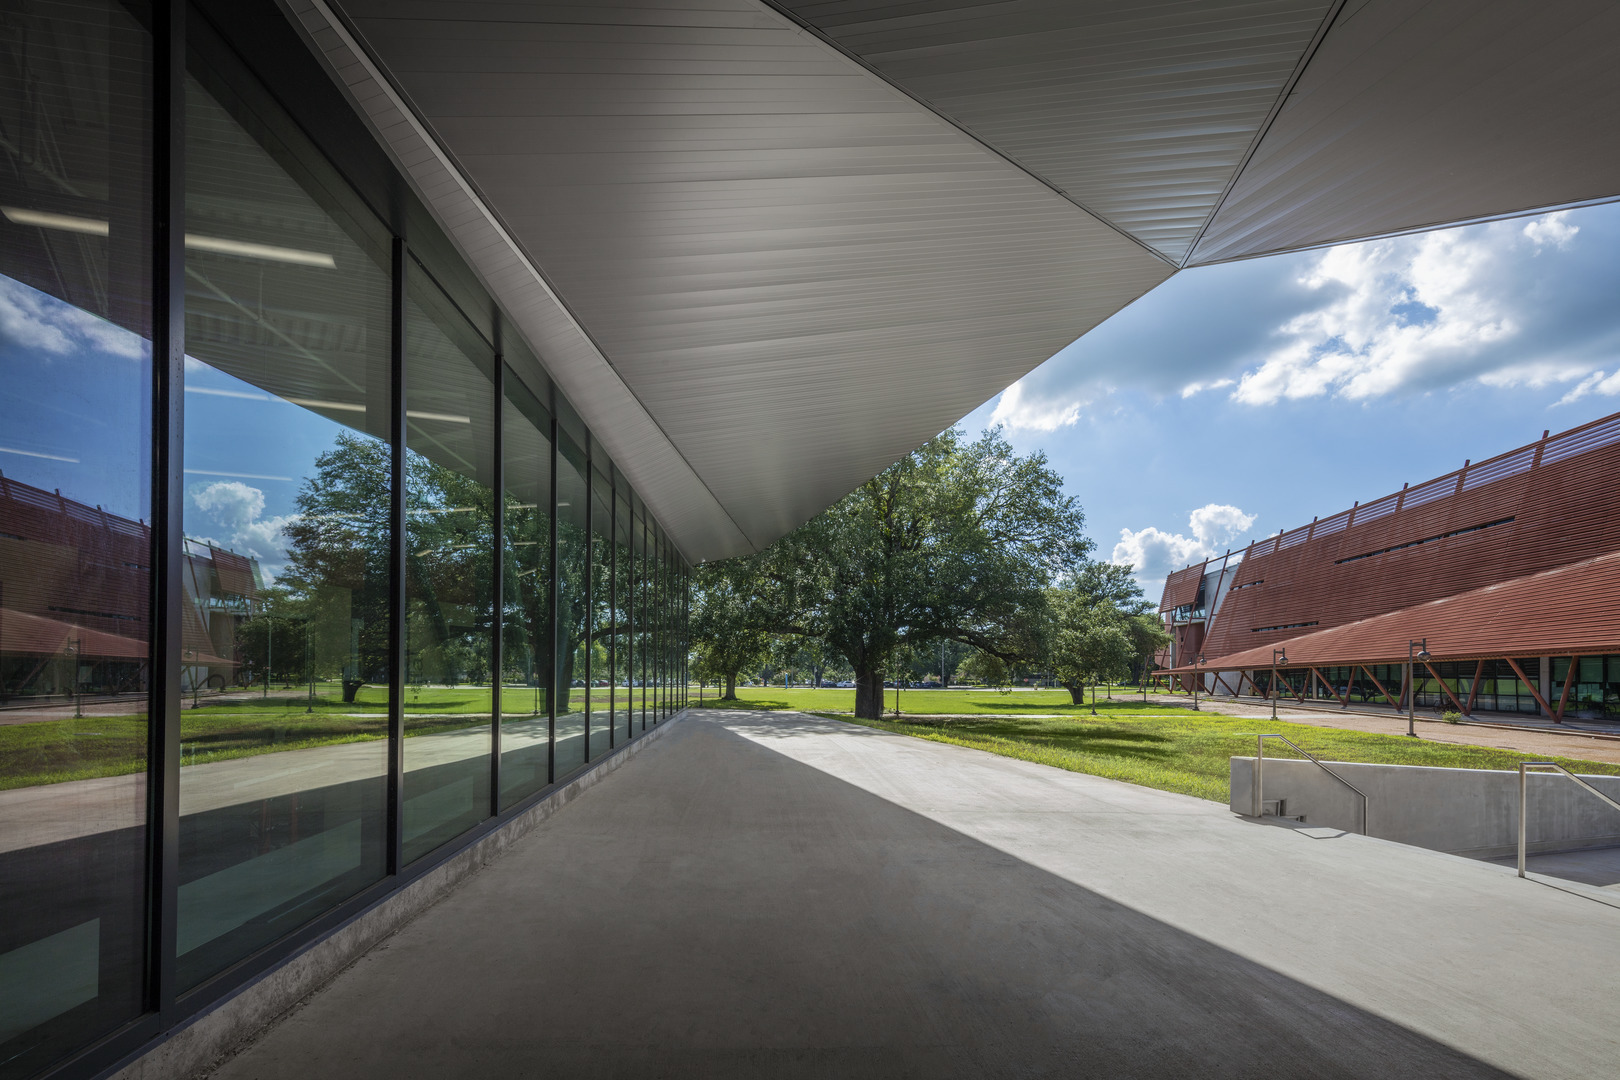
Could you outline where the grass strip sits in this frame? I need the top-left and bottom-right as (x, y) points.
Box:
(826, 706), (1620, 803)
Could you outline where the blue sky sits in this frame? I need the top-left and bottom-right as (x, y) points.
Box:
(957, 202), (1620, 601)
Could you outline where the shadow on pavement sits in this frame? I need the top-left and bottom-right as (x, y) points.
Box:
(211, 710), (1513, 1080)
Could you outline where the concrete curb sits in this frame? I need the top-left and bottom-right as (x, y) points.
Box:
(105, 711), (690, 1080)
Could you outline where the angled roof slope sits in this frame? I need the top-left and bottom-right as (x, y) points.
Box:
(292, 0), (1620, 561)
(1182, 550), (1620, 671)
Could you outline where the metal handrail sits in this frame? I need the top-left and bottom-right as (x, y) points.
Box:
(1252, 734), (1369, 835)
(1517, 761), (1620, 877)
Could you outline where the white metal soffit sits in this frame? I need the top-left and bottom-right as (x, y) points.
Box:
(292, 0), (1176, 562)
(1186, 0), (1620, 264)
(285, 0), (1620, 561)
(284, 0), (753, 563)
(770, 0), (1339, 264)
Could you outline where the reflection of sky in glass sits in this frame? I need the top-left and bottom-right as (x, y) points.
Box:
(0, 271), (360, 579)
(0, 273), (149, 519)
(184, 357), (346, 580)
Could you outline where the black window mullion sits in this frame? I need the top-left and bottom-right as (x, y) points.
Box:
(387, 237), (407, 876)
(608, 476), (617, 748)
(490, 358), (504, 815)
(149, 0), (186, 1025)
(547, 416), (558, 783)
(582, 440), (593, 760)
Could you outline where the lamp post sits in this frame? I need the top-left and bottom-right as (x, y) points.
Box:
(305, 620), (315, 715)
(1192, 654), (1205, 711)
(1407, 638), (1430, 738)
(65, 635), (82, 719)
(1270, 648), (1288, 721)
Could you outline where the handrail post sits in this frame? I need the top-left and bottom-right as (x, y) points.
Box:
(1516, 760), (1620, 881)
(1251, 733), (1369, 834)
(1518, 762), (1528, 878)
(1254, 734), (1263, 818)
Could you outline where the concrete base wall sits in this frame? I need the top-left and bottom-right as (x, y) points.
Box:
(1230, 756), (1620, 858)
(105, 712), (688, 1080)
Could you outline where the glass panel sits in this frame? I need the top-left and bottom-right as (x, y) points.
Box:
(0, 2), (151, 1068)
(589, 465), (612, 758)
(402, 270), (493, 863)
(554, 432), (588, 776)
(638, 516), (649, 731)
(615, 488), (631, 742)
(657, 536), (668, 719)
(499, 376), (550, 808)
(178, 58), (394, 987)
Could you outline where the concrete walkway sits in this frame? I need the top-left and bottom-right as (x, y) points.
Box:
(210, 711), (1620, 1079)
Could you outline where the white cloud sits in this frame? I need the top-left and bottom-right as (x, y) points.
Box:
(1111, 503), (1257, 594)
(1227, 210), (1606, 407)
(988, 380), (1083, 432)
(1523, 211), (1579, 251)
(1180, 377), (1234, 399)
(0, 275), (146, 359)
(1188, 503), (1256, 549)
(1556, 369), (1620, 406)
(190, 480), (296, 579)
(1231, 228), (1520, 405)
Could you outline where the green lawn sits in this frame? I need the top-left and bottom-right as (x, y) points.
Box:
(0, 683), (613, 790)
(690, 685), (1118, 714)
(830, 703), (1620, 803)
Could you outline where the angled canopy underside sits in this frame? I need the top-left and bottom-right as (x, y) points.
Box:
(294, 0), (1620, 562)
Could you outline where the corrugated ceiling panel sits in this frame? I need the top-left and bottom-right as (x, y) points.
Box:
(335, 0), (1173, 553)
(1191, 0), (1620, 264)
(774, 0), (1333, 262)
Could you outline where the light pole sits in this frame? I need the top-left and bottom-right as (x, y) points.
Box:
(1270, 648), (1288, 721)
(1192, 654), (1205, 711)
(65, 635), (82, 719)
(1407, 638), (1430, 738)
(305, 620), (315, 714)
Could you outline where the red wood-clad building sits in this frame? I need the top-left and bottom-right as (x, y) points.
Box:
(1158, 412), (1620, 721)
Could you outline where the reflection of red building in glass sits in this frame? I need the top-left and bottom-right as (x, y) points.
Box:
(182, 537), (263, 692)
(1159, 411), (1620, 720)
(0, 474), (151, 703)
(0, 473), (259, 704)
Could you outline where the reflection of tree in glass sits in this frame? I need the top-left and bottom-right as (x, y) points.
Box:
(554, 515), (589, 714)
(267, 433), (496, 702)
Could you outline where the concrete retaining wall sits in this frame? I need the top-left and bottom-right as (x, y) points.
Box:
(1230, 756), (1620, 858)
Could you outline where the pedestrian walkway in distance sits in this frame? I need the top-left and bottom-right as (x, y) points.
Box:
(207, 712), (1619, 1080)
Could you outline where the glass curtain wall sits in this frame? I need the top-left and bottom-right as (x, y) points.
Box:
(401, 269), (494, 863)
(589, 461), (612, 758)
(637, 513), (649, 731)
(554, 432), (588, 777)
(499, 375), (551, 808)
(1552, 654), (1620, 718)
(0, 3), (690, 1074)
(614, 484), (631, 742)
(0, 2), (152, 1072)
(177, 49), (394, 988)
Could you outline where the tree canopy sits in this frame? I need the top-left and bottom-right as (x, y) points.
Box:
(730, 427), (1092, 718)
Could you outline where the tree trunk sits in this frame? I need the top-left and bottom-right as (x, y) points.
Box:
(1063, 683), (1084, 705)
(342, 678), (365, 704)
(854, 666), (885, 720)
(723, 671), (737, 700)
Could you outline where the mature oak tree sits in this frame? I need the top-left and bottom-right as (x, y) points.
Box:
(691, 560), (771, 699)
(749, 427), (1091, 719)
